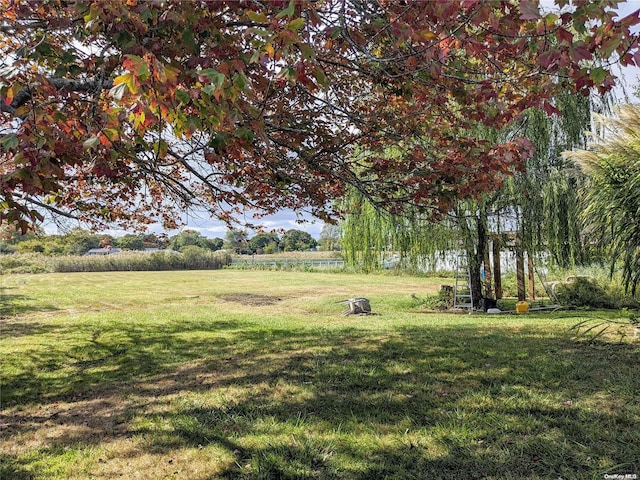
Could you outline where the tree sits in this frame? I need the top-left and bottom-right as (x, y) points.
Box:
(0, 223), (44, 250)
(318, 223), (341, 251)
(501, 92), (601, 269)
(281, 229), (317, 252)
(342, 90), (598, 304)
(7, 229), (68, 255)
(39, 235), (67, 256)
(60, 228), (103, 255)
(14, 238), (46, 253)
(207, 237), (224, 252)
(564, 104), (640, 296)
(248, 232), (280, 254)
(2, 1), (639, 233)
(169, 229), (219, 252)
(141, 233), (168, 249)
(115, 233), (146, 250)
(223, 229), (250, 254)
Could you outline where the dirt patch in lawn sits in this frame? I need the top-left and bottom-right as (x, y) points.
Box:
(220, 293), (282, 306)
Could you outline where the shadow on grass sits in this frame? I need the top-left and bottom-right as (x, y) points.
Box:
(2, 319), (639, 479)
(0, 287), (59, 319)
(0, 453), (35, 480)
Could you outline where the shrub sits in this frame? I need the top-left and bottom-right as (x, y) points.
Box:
(409, 287), (453, 311)
(552, 276), (639, 309)
(544, 265), (640, 309)
(554, 276), (612, 308)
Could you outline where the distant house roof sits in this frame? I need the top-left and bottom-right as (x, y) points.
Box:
(84, 247), (122, 256)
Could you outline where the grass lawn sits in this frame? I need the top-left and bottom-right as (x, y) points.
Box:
(1, 270), (638, 480)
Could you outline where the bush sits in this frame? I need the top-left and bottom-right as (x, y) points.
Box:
(553, 276), (611, 308)
(553, 276), (639, 309)
(542, 265), (640, 309)
(409, 287), (453, 311)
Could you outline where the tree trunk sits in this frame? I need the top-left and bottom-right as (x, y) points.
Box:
(483, 236), (493, 299)
(516, 235), (526, 302)
(493, 236), (503, 299)
(466, 204), (489, 307)
(475, 204), (491, 304)
(528, 253), (536, 301)
(457, 206), (482, 308)
(468, 248), (483, 307)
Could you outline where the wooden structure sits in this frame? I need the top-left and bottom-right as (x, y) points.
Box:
(489, 232), (536, 303)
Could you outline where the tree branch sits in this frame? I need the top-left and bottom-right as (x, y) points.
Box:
(2, 77), (114, 115)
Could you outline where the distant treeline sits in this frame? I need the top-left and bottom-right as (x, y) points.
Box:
(1, 226), (329, 256)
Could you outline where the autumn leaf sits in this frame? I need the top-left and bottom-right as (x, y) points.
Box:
(175, 89), (190, 105)
(123, 55), (149, 80)
(199, 68), (225, 87)
(265, 43), (275, 59)
(542, 100), (561, 116)
(5, 83), (23, 105)
(246, 10), (267, 23)
(570, 43), (593, 62)
(556, 27), (573, 44)
(2, 0), (638, 232)
(600, 36), (622, 58)
(313, 67), (328, 88)
(181, 29), (198, 53)
(109, 82), (128, 100)
(519, 0), (541, 20)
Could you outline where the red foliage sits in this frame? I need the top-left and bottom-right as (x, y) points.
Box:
(1, 0), (638, 231)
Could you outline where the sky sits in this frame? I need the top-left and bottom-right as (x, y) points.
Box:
(43, 1), (640, 240)
(151, 208), (326, 240)
(43, 205), (327, 240)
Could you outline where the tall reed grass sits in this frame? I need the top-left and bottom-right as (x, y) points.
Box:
(52, 249), (231, 272)
(0, 249), (231, 274)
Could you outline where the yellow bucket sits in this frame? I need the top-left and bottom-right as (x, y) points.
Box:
(515, 301), (529, 313)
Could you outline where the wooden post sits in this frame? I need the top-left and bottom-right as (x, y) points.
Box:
(516, 236), (526, 302)
(493, 236), (502, 299)
(527, 253), (536, 301)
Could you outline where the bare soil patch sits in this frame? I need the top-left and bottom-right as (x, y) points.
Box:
(220, 293), (282, 306)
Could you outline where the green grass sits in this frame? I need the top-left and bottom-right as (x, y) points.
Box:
(1, 270), (638, 480)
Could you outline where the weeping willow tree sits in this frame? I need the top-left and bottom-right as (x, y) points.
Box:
(341, 185), (504, 304)
(564, 104), (640, 296)
(504, 92), (594, 267)
(341, 190), (458, 273)
(341, 91), (598, 303)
